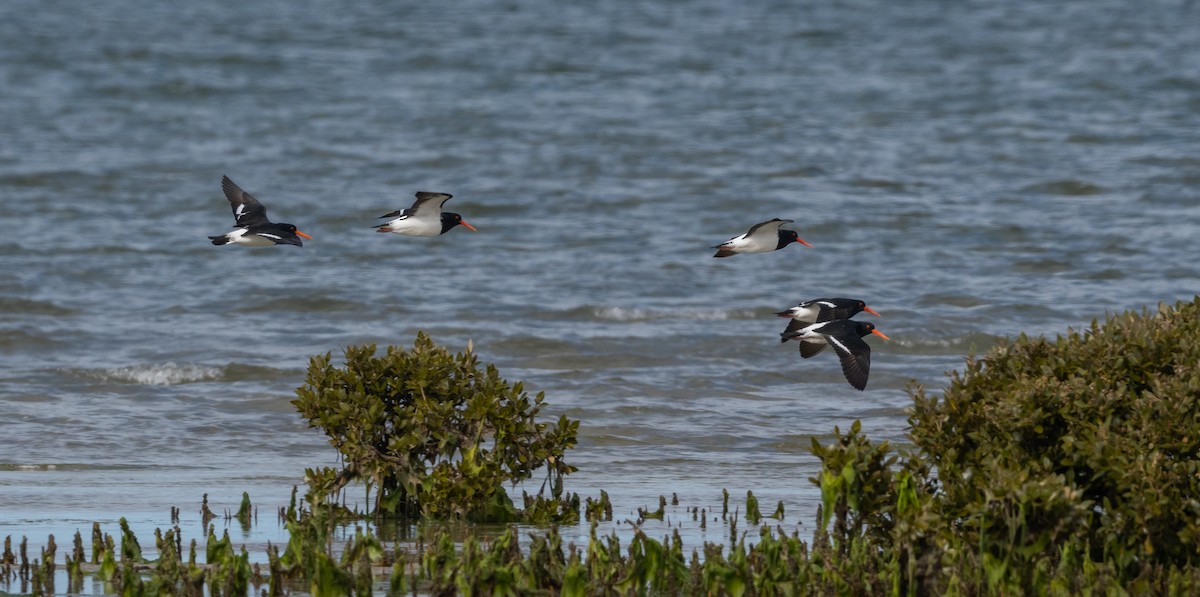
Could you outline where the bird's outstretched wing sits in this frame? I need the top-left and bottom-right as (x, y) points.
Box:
(378, 192), (453, 220)
(221, 175), (269, 227)
(744, 218), (793, 237)
(826, 333), (872, 391)
(781, 319), (808, 342)
(799, 341), (828, 358)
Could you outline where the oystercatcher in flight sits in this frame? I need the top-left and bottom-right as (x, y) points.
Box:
(208, 176), (312, 247)
(374, 192), (477, 236)
(781, 319), (890, 391)
(777, 298), (880, 339)
(712, 218), (811, 257)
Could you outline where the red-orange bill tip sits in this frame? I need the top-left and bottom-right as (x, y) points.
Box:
(863, 306), (881, 317)
(296, 230), (313, 239)
(871, 329), (890, 341)
(461, 221), (478, 232)
(797, 238), (814, 248)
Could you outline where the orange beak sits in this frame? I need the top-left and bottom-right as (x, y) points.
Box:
(863, 306), (881, 317)
(797, 237), (814, 248)
(871, 329), (890, 341)
(296, 230), (313, 240)
(460, 220), (478, 232)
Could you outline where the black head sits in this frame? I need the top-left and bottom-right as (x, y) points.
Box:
(775, 229), (813, 250)
(826, 298), (880, 318)
(856, 300), (882, 317)
(439, 212), (478, 234)
(856, 321), (890, 341)
(278, 223), (312, 246)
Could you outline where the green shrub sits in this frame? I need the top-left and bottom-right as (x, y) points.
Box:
(909, 298), (1200, 572)
(280, 301), (1200, 592)
(293, 332), (579, 521)
(795, 298), (1200, 594)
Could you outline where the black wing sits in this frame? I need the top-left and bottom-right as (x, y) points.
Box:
(267, 233), (304, 247)
(379, 192), (452, 220)
(825, 332), (872, 391)
(780, 318), (808, 342)
(799, 341), (828, 359)
(377, 207), (413, 220)
(221, 176), (269, 227)
(798, 299), (860, 323)
(744, 218), (793, 238)
(812, 300), (847, 323)
(408, 192), (454, 217)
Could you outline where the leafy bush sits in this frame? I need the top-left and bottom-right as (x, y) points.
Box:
(282, 301), (1200, 591)
(789, 297), (1200, 593)
(909, 298), (1200, 573)
(413, 300), (1200, 594)
(293, 332), (579, 521)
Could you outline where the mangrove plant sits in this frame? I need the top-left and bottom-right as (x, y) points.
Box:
(293, 332), (579, 521)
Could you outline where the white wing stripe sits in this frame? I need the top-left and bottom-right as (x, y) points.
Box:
(827, 335), (851, 355)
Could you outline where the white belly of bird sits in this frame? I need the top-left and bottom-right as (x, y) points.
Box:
(228, 229), (278, 247)
(382, 216), (440, 237)
(785, 304), (821, 322)
(728, 234), (773, 253)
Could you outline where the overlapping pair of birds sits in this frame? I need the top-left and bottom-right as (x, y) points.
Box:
(208, 176), (888, 391)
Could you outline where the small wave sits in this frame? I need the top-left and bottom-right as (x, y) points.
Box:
(222, 363), (304, 382)
(0, 170), (92, 188)
(240, 295), (367, 313)
(82, 362), (223, 385)
(0, 330), (63, 351)
(66, 362), (299, 385)
(587, 306), (756, 322)
(0, 463), (164, 472)
(845, 177), (907, 191)
(890, 332), (1009, 356)
(0, 297), (76, 316)
(1020, 179), (1106, 196)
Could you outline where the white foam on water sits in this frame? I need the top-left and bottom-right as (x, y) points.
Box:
(96, 362), (223, 385)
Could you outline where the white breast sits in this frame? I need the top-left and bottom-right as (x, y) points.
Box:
(381, 215), (441, 237)
(227, 228), (277, 247)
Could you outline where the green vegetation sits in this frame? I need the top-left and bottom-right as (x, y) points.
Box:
(902, 298), (1200, 592)
(419, 298), (1200, 593)
(5, 299), (1200, 594)
(293, 332), (580, 522)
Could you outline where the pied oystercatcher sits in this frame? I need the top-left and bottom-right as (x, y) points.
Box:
(375, 192), (477, 237)
(712, 218), (812, 258)
(208, 176), (312, 247)
(781, 319), (890, 391)
(777, 298), (880, 340)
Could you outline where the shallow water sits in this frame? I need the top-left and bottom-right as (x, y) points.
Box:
(2, 0), (1199, 566)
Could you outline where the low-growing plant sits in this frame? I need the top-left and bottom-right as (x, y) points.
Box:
(909, 298), (1200, 573)
(293, 332), (579, 521)
(10, 301), (1200, 595)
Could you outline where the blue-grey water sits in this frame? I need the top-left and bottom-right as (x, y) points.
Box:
(2, 0), (1199, 575)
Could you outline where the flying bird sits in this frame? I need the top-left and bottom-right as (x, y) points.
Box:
(375, 192), (477, 236)
(777, 298), (880, 340)
(781, 319), (890, 391)
(712, 218), (811, 258)
(208, 176), (312, 247)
